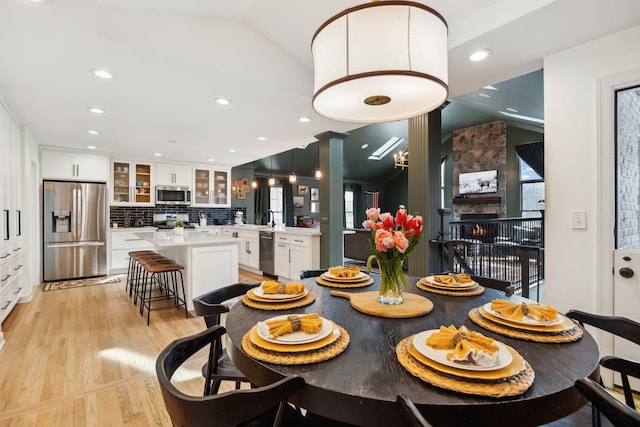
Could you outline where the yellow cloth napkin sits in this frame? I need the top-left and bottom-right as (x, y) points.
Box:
(491, 299), (558, 322)
(261, 280), (305, 295)
(433, 273), (472, 285)
(265, 313), (323, 338)
(328, 266), (361, 278)
(426, 325), (498, 365)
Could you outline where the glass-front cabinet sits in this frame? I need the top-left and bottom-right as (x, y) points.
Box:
(111, 161), (153, 205)
(192, 167), (229, 207)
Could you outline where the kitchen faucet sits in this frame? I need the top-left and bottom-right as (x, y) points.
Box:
(267, 209), (274, 227)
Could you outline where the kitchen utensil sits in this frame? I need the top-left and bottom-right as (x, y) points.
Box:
(330, 291), (433, 318)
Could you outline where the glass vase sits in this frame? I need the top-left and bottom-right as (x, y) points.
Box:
(376, 258), (405, 305)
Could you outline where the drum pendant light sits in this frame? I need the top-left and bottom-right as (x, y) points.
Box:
(311, 1), (448, 123)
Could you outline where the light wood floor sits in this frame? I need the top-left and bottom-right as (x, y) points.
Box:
(0, 270), (263, 427)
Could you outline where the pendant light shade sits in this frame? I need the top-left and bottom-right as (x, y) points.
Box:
(268, 156), (275, 186)
(288, 150), (297, 184)
(312, 1), (448, 123)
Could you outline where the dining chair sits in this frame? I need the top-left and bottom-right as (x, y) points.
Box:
(156, 325), (308, 427)
(575, 378), (640, 427)
(566, 309), (640, 426)
(397, 395), (432, 427)
(192, 283), (260, 395)
(469, 274), (516, 297)
(299, 269), (326, 279)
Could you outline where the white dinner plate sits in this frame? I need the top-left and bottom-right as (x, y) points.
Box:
(412, 330), (512, 371)
(253, 285), (306, 300)
(257, 315), (333, 344)
(482, 302), (563, 326)
(324, 271), (367, 281)
(423, 275), (478, 289)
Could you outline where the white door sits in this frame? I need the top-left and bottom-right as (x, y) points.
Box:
(613, 84), (640, 391)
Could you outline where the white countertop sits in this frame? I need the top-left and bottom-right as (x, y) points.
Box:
(110, 226), (158, 232)
(223, 224), (321, 236)
(134, 231), (240, 247)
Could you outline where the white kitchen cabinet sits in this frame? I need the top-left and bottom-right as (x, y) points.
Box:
(41, 149), (109, 182)
(273, 232), (320, 280)
(192, 166), (230, 207)
(191, 244), (238, 308)
(108, 229), (156, 273)
(111, 161), (153, 206)
(156, 163), (192, 186)
(222, 227), (260, 272)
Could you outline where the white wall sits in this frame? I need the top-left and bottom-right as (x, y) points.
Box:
(544, 24), (640, 313)
(24, 126), (40, 290)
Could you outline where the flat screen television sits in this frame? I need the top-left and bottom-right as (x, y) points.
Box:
(458, 170), (498, 195)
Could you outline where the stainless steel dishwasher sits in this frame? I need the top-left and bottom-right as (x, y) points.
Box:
(259, 230), (275, 277)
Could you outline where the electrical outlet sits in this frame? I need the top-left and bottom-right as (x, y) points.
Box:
(571, 210), (586, 229)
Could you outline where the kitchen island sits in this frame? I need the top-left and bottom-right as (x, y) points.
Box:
(134, 231), (239, 311)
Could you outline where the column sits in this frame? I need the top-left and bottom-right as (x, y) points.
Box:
(407, 109), (442, 277)
(315, 131), (349, 268)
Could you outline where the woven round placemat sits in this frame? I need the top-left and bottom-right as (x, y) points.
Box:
(241, 291), (316, 311)
(468, 308), (583, 343)
(316, 276), (374, 289)
(242, 325), (350, 365)
(416, 280), (485, 297)
(396, 336), (535, 397)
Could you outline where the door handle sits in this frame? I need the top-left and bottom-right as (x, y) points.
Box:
(619, 267), (634, 278)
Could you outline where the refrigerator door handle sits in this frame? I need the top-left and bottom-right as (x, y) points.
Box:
(46, 242), (106, 248)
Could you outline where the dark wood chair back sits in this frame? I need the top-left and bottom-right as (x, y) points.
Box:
(469, 274), (515, 297)
(566, 309), (640, 410)
(156, 325), (306, 427)
(192, 283), (260, 395)
(300, 269), (326, 279)
(575, 378), (640, 427)
(397, 395), (432, 427)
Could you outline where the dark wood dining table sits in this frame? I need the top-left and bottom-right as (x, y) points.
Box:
(225, 274), (600, 426)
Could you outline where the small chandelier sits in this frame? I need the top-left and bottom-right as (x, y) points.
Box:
(312, 1), (448, 123)
(394, 150), (408, 169)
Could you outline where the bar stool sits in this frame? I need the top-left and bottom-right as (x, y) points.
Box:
(138, 258), (188, 325)
(126, 250), (158, 296)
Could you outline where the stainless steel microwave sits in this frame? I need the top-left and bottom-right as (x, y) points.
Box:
(156, 185), (191, 205)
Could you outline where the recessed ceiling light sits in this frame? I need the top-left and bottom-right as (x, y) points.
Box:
(228, 149), (236, 153)
(208, 158), (215, 162)
(88, 107), (104, 114)
(469, 49), (492, 62)
(87, 130), (100, 135)
(87, 145), (97, 150)
(298, 116), (311, 123)
(216, 98), (231, 105)
(483, 85), (498, 91)
(478, 93), (491, 98)
(257, 136), (268, 141)
(169, 140), (177, 144)
(153, 152), (162, 157)
(91, 69), (113, 79)
(361, 144), (369, 149)
(507, 107), (518, 112)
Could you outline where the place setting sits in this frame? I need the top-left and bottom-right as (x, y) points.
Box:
(417, 273), (484, 297)
(242, 280), (316, 311)
(241, 312), (350, 365)
(315, 266), (374, 289)
(396, 325), (535, 398)
(468, 299), (583, 343)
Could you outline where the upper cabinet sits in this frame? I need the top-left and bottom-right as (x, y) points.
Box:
(192, 166), (230, 207)
(41, 149), (109, 182)
(111, 161), (153, 206)
(156, 163), (191, 186)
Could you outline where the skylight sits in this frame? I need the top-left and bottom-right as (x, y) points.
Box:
(368, 137), (405, 160)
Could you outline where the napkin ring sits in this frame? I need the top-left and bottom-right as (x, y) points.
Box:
(453, 331), (469, 347)
(277, 284), (286, 294)
(287, 314), (301, 332)
(521, 301), (529, 316)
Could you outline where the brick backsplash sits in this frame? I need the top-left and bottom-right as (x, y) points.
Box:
(110, 206), (246, 227)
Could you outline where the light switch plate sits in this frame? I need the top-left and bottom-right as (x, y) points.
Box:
(571, 210), (586, 229)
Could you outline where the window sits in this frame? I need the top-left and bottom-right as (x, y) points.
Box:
(344, 190), (354, 228)
(269, 186), (283, 225)
(519, 158), (544, 218)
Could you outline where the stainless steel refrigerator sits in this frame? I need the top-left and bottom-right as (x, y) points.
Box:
(43, 180), (107, 281)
